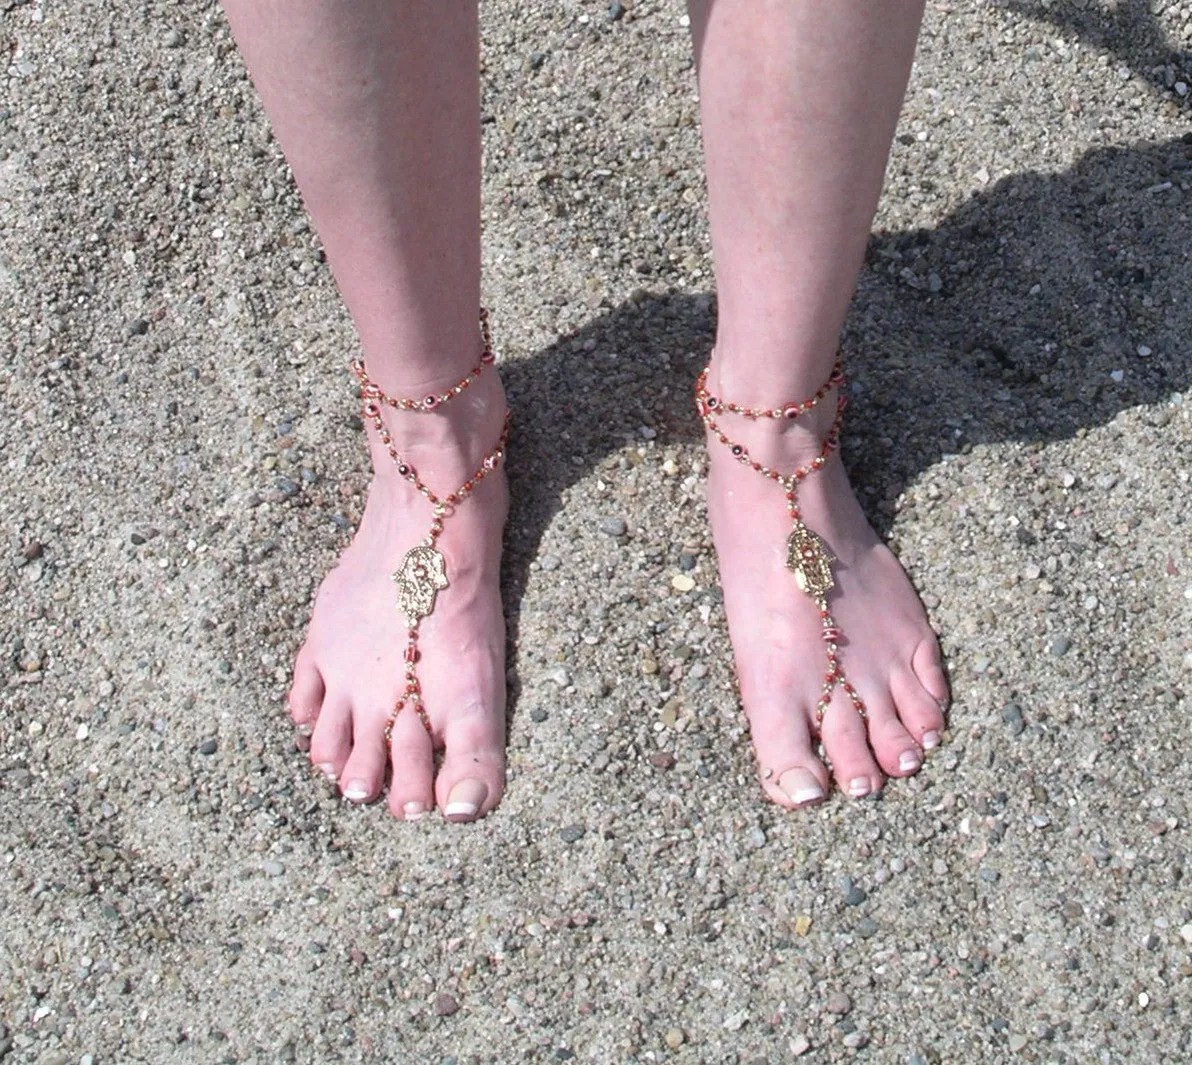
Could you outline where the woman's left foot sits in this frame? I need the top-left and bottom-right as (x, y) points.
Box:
(704, 365), (950, 808)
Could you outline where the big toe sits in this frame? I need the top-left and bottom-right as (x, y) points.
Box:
(435, 700), (506, 822)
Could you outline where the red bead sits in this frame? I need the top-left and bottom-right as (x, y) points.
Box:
(783, 405), (800, 419)
(423, 394), (440, 409)
(480, 350), (495, 364)
(822, 627), (841, 641)
(405, 646), (419, 663)
(362, 400), (380, 418)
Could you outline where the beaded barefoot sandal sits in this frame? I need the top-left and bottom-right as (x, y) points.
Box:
(695, 352), (867, 733)
(348, 308), (509, 747)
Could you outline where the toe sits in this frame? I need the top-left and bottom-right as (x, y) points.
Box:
(819, 694), (884, 798)
(288, 648), (324, 738)
(747, 702), (830, 809)
(861, 690), (924, 778)
(386, 705), (436, 821)
(892, 656), (948, 751)
(308, 695), (353, 782)
(911, 636), (950, 712)
(435, 699), (506, 822)
(337, 707), (390, 804)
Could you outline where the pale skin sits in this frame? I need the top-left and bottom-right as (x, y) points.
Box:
(219, 0), (949, 821)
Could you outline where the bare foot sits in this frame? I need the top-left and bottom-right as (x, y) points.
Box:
(704, 363), (949, 808)
(286, 370), (509, 822)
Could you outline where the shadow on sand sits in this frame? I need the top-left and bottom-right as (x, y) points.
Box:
(498, 132), (1192, 712)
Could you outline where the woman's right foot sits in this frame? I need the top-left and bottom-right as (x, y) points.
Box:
(287, 369), (509, 822)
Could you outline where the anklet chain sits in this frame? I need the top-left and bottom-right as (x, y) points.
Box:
(695, 352), (866, 732)
(350, 307), (496, 412)
(348, 311), (510, 746)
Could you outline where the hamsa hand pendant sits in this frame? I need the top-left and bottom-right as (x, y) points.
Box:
(786, 520), (835, 599)
(392, 544), (449, 624)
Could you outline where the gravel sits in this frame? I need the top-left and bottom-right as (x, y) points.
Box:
(1, 1), (1190, 1063)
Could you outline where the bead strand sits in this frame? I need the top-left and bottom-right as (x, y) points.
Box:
(349, 307), (496, 413)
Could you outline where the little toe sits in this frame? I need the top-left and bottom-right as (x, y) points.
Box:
(747, 703), (830, 809)
(337, 709), (390, 804)
(288, 650), (324, 737)
(891, 663), (947, 751)
(911, 637), (951, 712)
(819, 697), (884, 798)
(435, 700), (506, 822)
(386, 706), (436, 821)
(308, 695), (353, 782)
(862, 691), (924, 778)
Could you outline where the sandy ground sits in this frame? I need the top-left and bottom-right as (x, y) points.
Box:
(2, 1), (1191, 1062)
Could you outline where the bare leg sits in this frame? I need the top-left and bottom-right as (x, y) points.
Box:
(688, 0), (950, 807)
(221, 1), (507, 821)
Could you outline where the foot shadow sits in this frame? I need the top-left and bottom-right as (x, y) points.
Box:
(498, 133), (1192, 718)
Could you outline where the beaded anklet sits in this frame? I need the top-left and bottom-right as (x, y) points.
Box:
(348, 308), (509, 745)
(695, 352), (867, 732)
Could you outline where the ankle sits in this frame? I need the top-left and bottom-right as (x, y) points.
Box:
(702, 347), (844, 468)
(707, 338), (841, 411)
(363, 368), (508, 487)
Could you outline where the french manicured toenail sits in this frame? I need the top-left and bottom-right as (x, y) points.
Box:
(343, 781), (369, 801)
(444, 777), (487, 819)
(316, 762), (337, 780)
(778, 768), (825, 807)
(899, 750), (922, 772)
(403, 801), (427, 820)
(922, 730), (941, 750)
(848, 777), (870, 797)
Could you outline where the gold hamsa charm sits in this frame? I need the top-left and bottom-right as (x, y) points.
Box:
(786, 520), (835, 599)
(392, 544), (449, 624)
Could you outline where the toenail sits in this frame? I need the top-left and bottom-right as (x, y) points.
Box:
(343, 780), (370, 801)
(848, 777), (871, 798)
(403, 801), (427, 820)
(444, 777), (488, 819)
(922, 730), (941, 750)
(316, 762), (338, 780)
(899, 750), (922, 772)
(295, 722), (313, 737)
(778, 768), (825, 807)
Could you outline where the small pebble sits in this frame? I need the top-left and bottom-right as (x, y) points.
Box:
(842, 1031), (868, 1049)
(790, 1033), (811, 1056)
(1001, 703), (1025, 736)
(262, 860), (285, 877)
(198, 738), (218, 756)
(664, 1028), (684, 1050)
(599, 516), (627, 537)
(1049, 635), (1072, 657)
(722, 1010), (748, 1032)
(825, 991), (852, 1015)
(433, 992), (460, 1017)
(559, 824), (586, 843)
